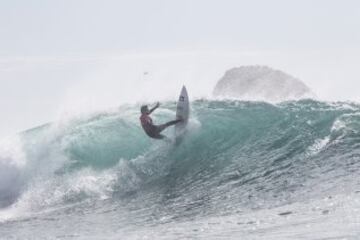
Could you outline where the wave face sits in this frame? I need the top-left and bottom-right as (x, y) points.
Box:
(1, 100), (360, 239)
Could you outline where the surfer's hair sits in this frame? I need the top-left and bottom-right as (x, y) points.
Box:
(141, 105), (148, 114)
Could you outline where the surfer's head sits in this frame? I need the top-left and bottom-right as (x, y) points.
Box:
(141, 105), (149, 114)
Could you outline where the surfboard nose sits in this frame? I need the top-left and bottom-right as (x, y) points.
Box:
(180, 85), (187, 95)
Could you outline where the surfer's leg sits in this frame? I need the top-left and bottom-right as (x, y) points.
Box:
(156, 120), (182, 133)
(165, 119), (182, 127)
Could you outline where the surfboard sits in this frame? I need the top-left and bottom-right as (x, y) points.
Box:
(175, 85), (189, 139)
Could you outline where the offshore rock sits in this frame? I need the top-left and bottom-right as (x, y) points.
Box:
(213, 65), (315, 102)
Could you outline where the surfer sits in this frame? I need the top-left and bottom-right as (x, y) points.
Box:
(140, 102), (182, 140)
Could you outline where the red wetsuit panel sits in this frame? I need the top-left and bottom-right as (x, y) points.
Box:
(140, 114), (152, 126)
(140, 114), (156, 137)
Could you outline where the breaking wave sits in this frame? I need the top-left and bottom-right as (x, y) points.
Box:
(1, 99), (360, 238)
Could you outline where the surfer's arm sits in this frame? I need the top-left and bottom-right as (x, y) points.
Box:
(149, 102), (160, 115)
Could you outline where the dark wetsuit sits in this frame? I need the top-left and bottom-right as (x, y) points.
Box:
(140, 114), (181, 139)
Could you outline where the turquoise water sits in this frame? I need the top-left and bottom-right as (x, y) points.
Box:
(1, 99), (360, 239)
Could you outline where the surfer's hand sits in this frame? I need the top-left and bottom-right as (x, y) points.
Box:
(155, 102), (160, 108)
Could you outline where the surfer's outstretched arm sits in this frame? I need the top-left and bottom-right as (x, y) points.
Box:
(148, 102), (160, 115)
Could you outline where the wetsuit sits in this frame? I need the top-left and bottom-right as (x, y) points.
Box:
(140, 114), (181, 139)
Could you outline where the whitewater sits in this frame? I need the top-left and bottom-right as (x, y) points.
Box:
(1, 99), (360, 239)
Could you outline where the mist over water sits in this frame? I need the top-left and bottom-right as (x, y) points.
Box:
(2, 51), (360, 137)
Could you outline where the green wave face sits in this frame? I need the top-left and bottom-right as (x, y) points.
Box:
(3, 100), (360, 215)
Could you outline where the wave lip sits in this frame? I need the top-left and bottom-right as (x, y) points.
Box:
(0, 136), (26, 208)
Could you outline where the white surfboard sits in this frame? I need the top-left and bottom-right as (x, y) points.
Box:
(175, 86), (190, 138)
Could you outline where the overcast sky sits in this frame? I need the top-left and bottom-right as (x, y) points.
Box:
(1, 0), (360, 136)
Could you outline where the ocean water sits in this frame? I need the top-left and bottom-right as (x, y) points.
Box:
(0, 99), (360, 239)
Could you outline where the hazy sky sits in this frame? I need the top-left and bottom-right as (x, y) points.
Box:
(1, 0), (360, 136)
(1, 0), (360, 54)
